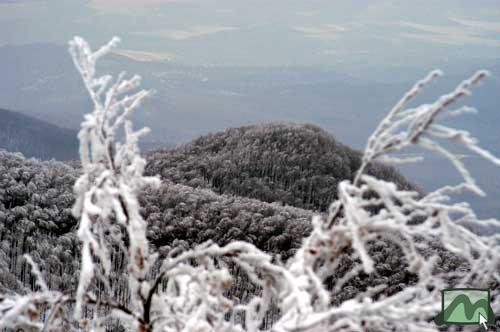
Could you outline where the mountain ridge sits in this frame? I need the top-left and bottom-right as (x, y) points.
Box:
(146, 122), (418, 211)
(0, 108), (79, 160)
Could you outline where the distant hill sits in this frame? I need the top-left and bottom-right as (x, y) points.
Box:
(147, 123), (418, 211)
(0, 109), (79, 160)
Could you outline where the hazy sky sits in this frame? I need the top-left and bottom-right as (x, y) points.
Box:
(1, 0), (499, 69)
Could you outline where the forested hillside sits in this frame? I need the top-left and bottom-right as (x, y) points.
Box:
(0, 150), (462, 324)
(147, 123), (417, 211)
(0, 150), (312, 294)
(0, 109), (78, 160)
(0, 118), (473, 329)
(0, 151), (78, 293)
(0, 123), (428, 309)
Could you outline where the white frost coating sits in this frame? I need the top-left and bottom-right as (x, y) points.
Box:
(0, 37), (498, 332)
(24, 254), (48, 292)
(67, 35), (161, 321)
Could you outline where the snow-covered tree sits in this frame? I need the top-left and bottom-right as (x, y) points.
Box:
(0, 37), (499, 332)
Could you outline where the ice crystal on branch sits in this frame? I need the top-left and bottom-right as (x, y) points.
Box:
(0, 37), (498, 332)
(68, 36), (161, 324)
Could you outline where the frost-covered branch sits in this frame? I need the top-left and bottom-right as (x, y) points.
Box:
(279, 70), (500, 331)
(354, 69), (500, 192)
(68, 36), (161, 329)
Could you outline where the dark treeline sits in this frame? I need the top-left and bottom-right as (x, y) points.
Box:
(0, 151), (79, 293)
(146, 123), (417, 212)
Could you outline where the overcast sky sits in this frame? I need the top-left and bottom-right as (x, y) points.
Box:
(1, 0), (499, 70)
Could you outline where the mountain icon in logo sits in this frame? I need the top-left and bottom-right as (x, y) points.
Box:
(435, 288), (495, 329)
